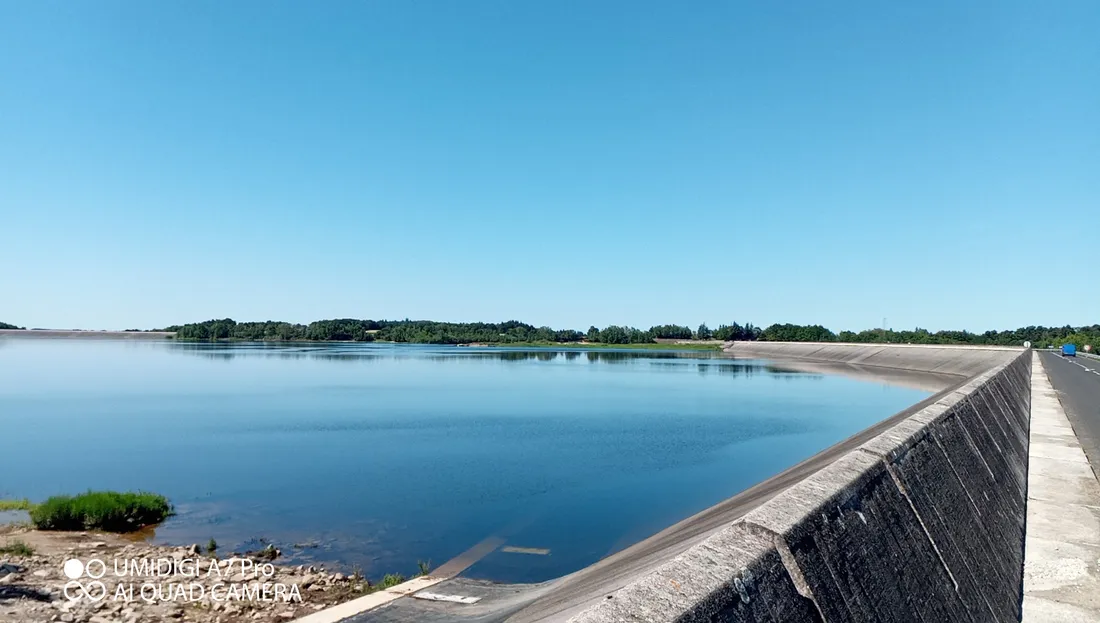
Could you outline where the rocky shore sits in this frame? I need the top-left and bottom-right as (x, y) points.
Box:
(0, 527), (378, 623)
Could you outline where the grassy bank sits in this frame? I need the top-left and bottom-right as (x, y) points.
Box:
(23, 491), (173, 532)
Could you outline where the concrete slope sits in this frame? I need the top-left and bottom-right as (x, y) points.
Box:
(724, 341), (1021, 378)
(572, 348), (1030, 622)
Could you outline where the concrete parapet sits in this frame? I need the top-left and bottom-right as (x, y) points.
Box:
(571, 350), (1032, 622)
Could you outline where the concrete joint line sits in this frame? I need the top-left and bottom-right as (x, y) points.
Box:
(855, 447), (885, 460)
(772, 533), (828, 621)
(883, 461), (961, 592)
(741, 520), (832, 618)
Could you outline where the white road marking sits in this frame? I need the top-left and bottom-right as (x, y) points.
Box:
(1052, 354), (1100, 375)
(413, 592), (483, 604)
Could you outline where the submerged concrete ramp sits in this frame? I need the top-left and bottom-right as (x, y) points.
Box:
(572, 348), (1031, 622)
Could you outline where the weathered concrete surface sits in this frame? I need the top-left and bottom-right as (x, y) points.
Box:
(1022, 354), (1100, 621)
(724, 341), (1022, 378)
(571, 348), (1031, 622)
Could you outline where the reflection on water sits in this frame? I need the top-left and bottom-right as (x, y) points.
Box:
(166, 342), (812, 378)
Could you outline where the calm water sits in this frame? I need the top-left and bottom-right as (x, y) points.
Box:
(0, 339), (928, 582)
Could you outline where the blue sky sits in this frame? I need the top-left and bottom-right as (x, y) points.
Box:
(1, 1), (1096, 332)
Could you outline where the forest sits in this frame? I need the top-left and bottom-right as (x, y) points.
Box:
(159, 318), (1100, 350)
(0, 322), (24, 330)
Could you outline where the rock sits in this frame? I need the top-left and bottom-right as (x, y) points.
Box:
(90, 616), (113, 623)
(276, 613), (294, 620)
(60, 614), (74, 623)
(33, 569), (51, 578)
(187, 544), (200, 555)
(0, 574), (17, 585)
(333, 573), (344, 581)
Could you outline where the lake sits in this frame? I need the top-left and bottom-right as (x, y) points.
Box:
(0, 339), (929, 583)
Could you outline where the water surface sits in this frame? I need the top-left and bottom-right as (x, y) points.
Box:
(0, 339), (928, 582)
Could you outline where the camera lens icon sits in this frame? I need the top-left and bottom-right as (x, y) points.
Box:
(63, 559), (85, 580)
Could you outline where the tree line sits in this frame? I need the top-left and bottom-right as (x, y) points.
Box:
(159, 318), (1100, 349)
(163, 318), (587, 344)
(0, 322), (25, 330)
(161, 318), (762, 344)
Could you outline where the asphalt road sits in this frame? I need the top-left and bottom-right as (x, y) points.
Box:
(1038, 351), (1100, 480)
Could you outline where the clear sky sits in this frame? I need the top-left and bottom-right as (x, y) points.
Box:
(2, 1), (1096, 332)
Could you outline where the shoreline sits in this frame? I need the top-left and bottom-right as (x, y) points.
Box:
(0, 331), (725, 350)
(0, 330), (175, 340)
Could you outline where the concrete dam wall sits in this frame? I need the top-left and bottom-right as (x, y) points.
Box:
(570, 346), (1031, 622)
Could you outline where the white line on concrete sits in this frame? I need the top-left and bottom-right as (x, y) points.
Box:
(500, 546), (551, 555)
(413, 592), (483, 604)
(1022, 354), (1100, 621)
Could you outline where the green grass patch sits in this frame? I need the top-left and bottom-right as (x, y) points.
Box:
(378, 573), (406, 589)
(30, 491), (173, 533)
(0, 499), (34, 511)
(0, 539), (34, 556)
